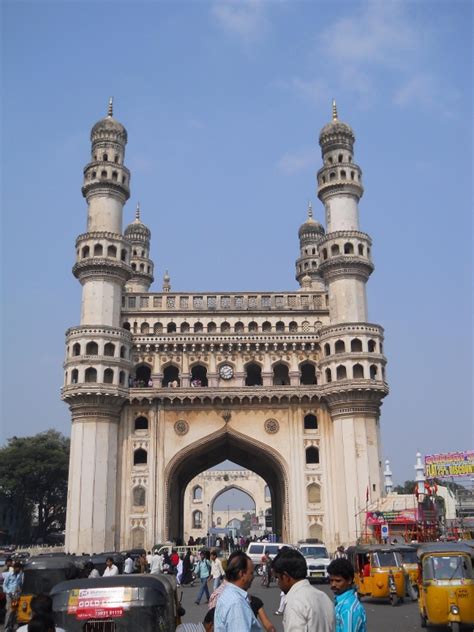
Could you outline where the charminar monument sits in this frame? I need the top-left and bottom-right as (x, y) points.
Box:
(62, 99), (388, 554)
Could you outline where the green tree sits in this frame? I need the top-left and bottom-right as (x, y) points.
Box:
(0, 429), (70, 543)
(393, 480), (417, 494)
(240, 511), (256, 536)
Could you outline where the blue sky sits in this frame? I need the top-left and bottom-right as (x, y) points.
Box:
(1, 0), (472, 485)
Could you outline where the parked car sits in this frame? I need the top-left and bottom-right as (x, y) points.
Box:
(245, 542), (294, 574)
(298, 544), (331, 583)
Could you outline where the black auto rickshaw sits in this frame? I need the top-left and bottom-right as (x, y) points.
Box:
(51, 573), (182, 631)
(17, 555), (81, 625)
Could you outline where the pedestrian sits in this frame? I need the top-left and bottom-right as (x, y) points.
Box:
(181, 549), (194, 585)
(248, 594), (276, 632)
(170, 548), (180, 570)
(210, 550), (224, 592)
(26, 616), (56, 632)
(146, 550), (153, 566)
(1, 557), (13, 574)
(274, 591), (286, 616)
(139, 552), (149, 573)
(3, 561), (24, 632)
(334, 546), (347, 560)
(177, 555), (184, 584)
(150, 549), (162, 573)
(176, 607), (215, 632)
(102, 557), (119, 577)
(17, 594), (66, 632)
(214, 551), (262, 631)
(124, 553), (134, 574)
(271, 548), (334, 632)
(162, 550), (172, 573)
(194, 551), (212, 605)
(327, 558), (367, 632)
(84, 561), (100, 578)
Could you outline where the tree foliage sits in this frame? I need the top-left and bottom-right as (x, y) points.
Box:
(0, 429), (69, 543)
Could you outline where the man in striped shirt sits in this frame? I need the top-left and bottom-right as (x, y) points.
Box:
(327, 558), (367, 632)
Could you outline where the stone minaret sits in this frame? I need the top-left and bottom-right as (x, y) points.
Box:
(317, 102), (388, 544)
(124, 202), (154, 293)
(295, 201), (326, 291)
(384, 460), (394, 494)
(63, 99), (132, 553)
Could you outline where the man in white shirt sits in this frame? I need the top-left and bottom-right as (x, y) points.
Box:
(124, 553), (134, 574)
(150, 549), (162, 573)
(102, 557), (119, 577)
(272, 548), (334, 632)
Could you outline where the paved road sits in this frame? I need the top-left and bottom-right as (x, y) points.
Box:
(179, 577), (452, 632)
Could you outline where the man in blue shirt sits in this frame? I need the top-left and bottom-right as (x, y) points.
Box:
(327, 558), (367, 632)
(214, 551), (262, 631)
(3, 562), (24, 632)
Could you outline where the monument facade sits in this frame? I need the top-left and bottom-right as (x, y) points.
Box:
(62, 100), (388, 554)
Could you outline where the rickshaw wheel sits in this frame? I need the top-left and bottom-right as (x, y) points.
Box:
(450, 623), (460, 632)
(390, 593), (398, 607)
(411, 585), (419, 601)
(420, 613), (427, 628)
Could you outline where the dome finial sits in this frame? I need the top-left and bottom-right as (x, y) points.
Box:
(307, 200), (313, 219)
(135, 201), (141, 222)
(108, 97), (114, 117)
(332, 99), (338, 121)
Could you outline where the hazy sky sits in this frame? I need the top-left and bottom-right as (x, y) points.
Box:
(1, 0), (472, 485)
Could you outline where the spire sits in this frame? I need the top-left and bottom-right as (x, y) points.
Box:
(135, 201), (141, 222)
(384, 459), (393, 494)
(108, 97), (114, 117)
(163, 270), (171, 293)
(332, 99), (338, 121)
(307, 200), (313, 220)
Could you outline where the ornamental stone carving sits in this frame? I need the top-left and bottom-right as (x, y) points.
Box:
(264, 418), (280, 434)
(174, 419), (189, 435)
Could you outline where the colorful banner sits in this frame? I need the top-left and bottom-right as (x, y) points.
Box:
(366, 509), (418, 525)
(425, 452), (474, 478)
(67, 586), (131, 620)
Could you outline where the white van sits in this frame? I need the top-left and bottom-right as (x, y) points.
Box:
(298, 543), (331, 582)
(246, 542), (294, 572)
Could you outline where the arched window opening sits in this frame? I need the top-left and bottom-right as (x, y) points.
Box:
(275, 321), (285, 333)
(221, 322), (230, 333)
(304, 414), (318, 430)
(325, 368), (332, 383)
(104, 342), (115, 356)
(324, 343), (330, 356)
(370, 364), (378, 380)
(307, 483), (321, 503)
(86, 341), (98, 355)
(306, 446), (320, 464)
(262, 321), (271, 333)
(191, 364), (208, 387)
(72, 343), (81, 357)
(140, 322), (149, 334)
(336, 365), (347, 380)
(351, 338), (362, 352)
(162, 365), (180, 387)
(344, 242), (354, 254)
(84, 367), (97, 383)
(180, 322), (190, 333)
(194, 322), (203, 333)
(382, 367), (386, 380)
(245, 363), (262, 386)
(133, 249), (138, 256)
(340, 170), (346, 179)
(192, 486), (203, 501)
(265, 508), (272, 529)
(322, 248), (328, 260)
(120, 345), (126, 359)
(112, 171), (118, 181)
(103, 153), (108, 161)
(193, 511), (202, 529)
(216, 517), (222, 526)
(368, 339), (376, 352)
(358, 244), (364, 256)
(331, 244), (340, 256)
(335, 340), (345, 354)
(133, 449), (147, 466)
(312, 248), (316, 255)
(107, 245), (117, 257)
(300, 362), (317, 385)
(71, 369), (79, 384)
(135, 364), (151, 387)
(353, 364), (364, 379)
(91, 171), (96, 179)
(322, 175), (326, 183)
(351, 170), (355, 180)
(101, 170), (107, 179)
(82, 246), (91, 259)
(103, 368), (114, 384)
(289, 321), (298, 333)
(328, 156), (333, 164)
(133, 322), (138, 333)
(135, 416), (148, 431)
(304, 263), (309, 269)
(235, 321), (244, 333)
(272, 363), (290, 386)
(248, 321), (258, 333)
(114, 155), (119, 164)
(133, 486), (146, 506)
(121, 249), (127, 261)
(338, 154), (343, 163)
(139, 263), (145, 271)
(119, 370), (125, 385)
(207, 321), (217, 333)
(264, 485), (271, 502)
(131, 263), (137, 270)
(123, 322), (131, 331)
(122, 176), (126, 184)
(154, 323), (163, 334)
(329, 171), (336, 180)
(93, 244), (103, 257)
(167, 322), (176, 333)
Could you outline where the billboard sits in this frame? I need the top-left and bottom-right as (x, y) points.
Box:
(425, 451), (474, 479)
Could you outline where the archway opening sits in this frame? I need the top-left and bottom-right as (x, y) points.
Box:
(300, 362), (317, 385)
(134, 364), (151, 386)
(162, 365), (180, 387)
(272, 363), (290, 386)
(212, 487), (256, 538)
(191, 364), (208, 387)
(245, 363), (262, 386)
(166, 431), (287, 545)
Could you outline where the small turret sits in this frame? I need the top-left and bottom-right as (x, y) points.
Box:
(124, 203), (154, 292)
(415, 452), (425, 496)
(162, 270), (171, 293)
(384, 460), (393, 494)
(295, 201), (325, 290)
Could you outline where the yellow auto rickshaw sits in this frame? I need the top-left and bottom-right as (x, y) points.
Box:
(392, 544), (419, 600)
(417, 542), (474, 631)
(347, 545), (405, 606)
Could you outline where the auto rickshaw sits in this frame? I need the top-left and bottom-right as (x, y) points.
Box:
(417, 542), (474, 631)
(16, 555), (81, 625)
(392, 544), (419, 600)
(51, 572), (183, 631)
(346, 545), (405, 605)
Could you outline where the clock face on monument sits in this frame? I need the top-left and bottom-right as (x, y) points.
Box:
(219, 364), (234, 380)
